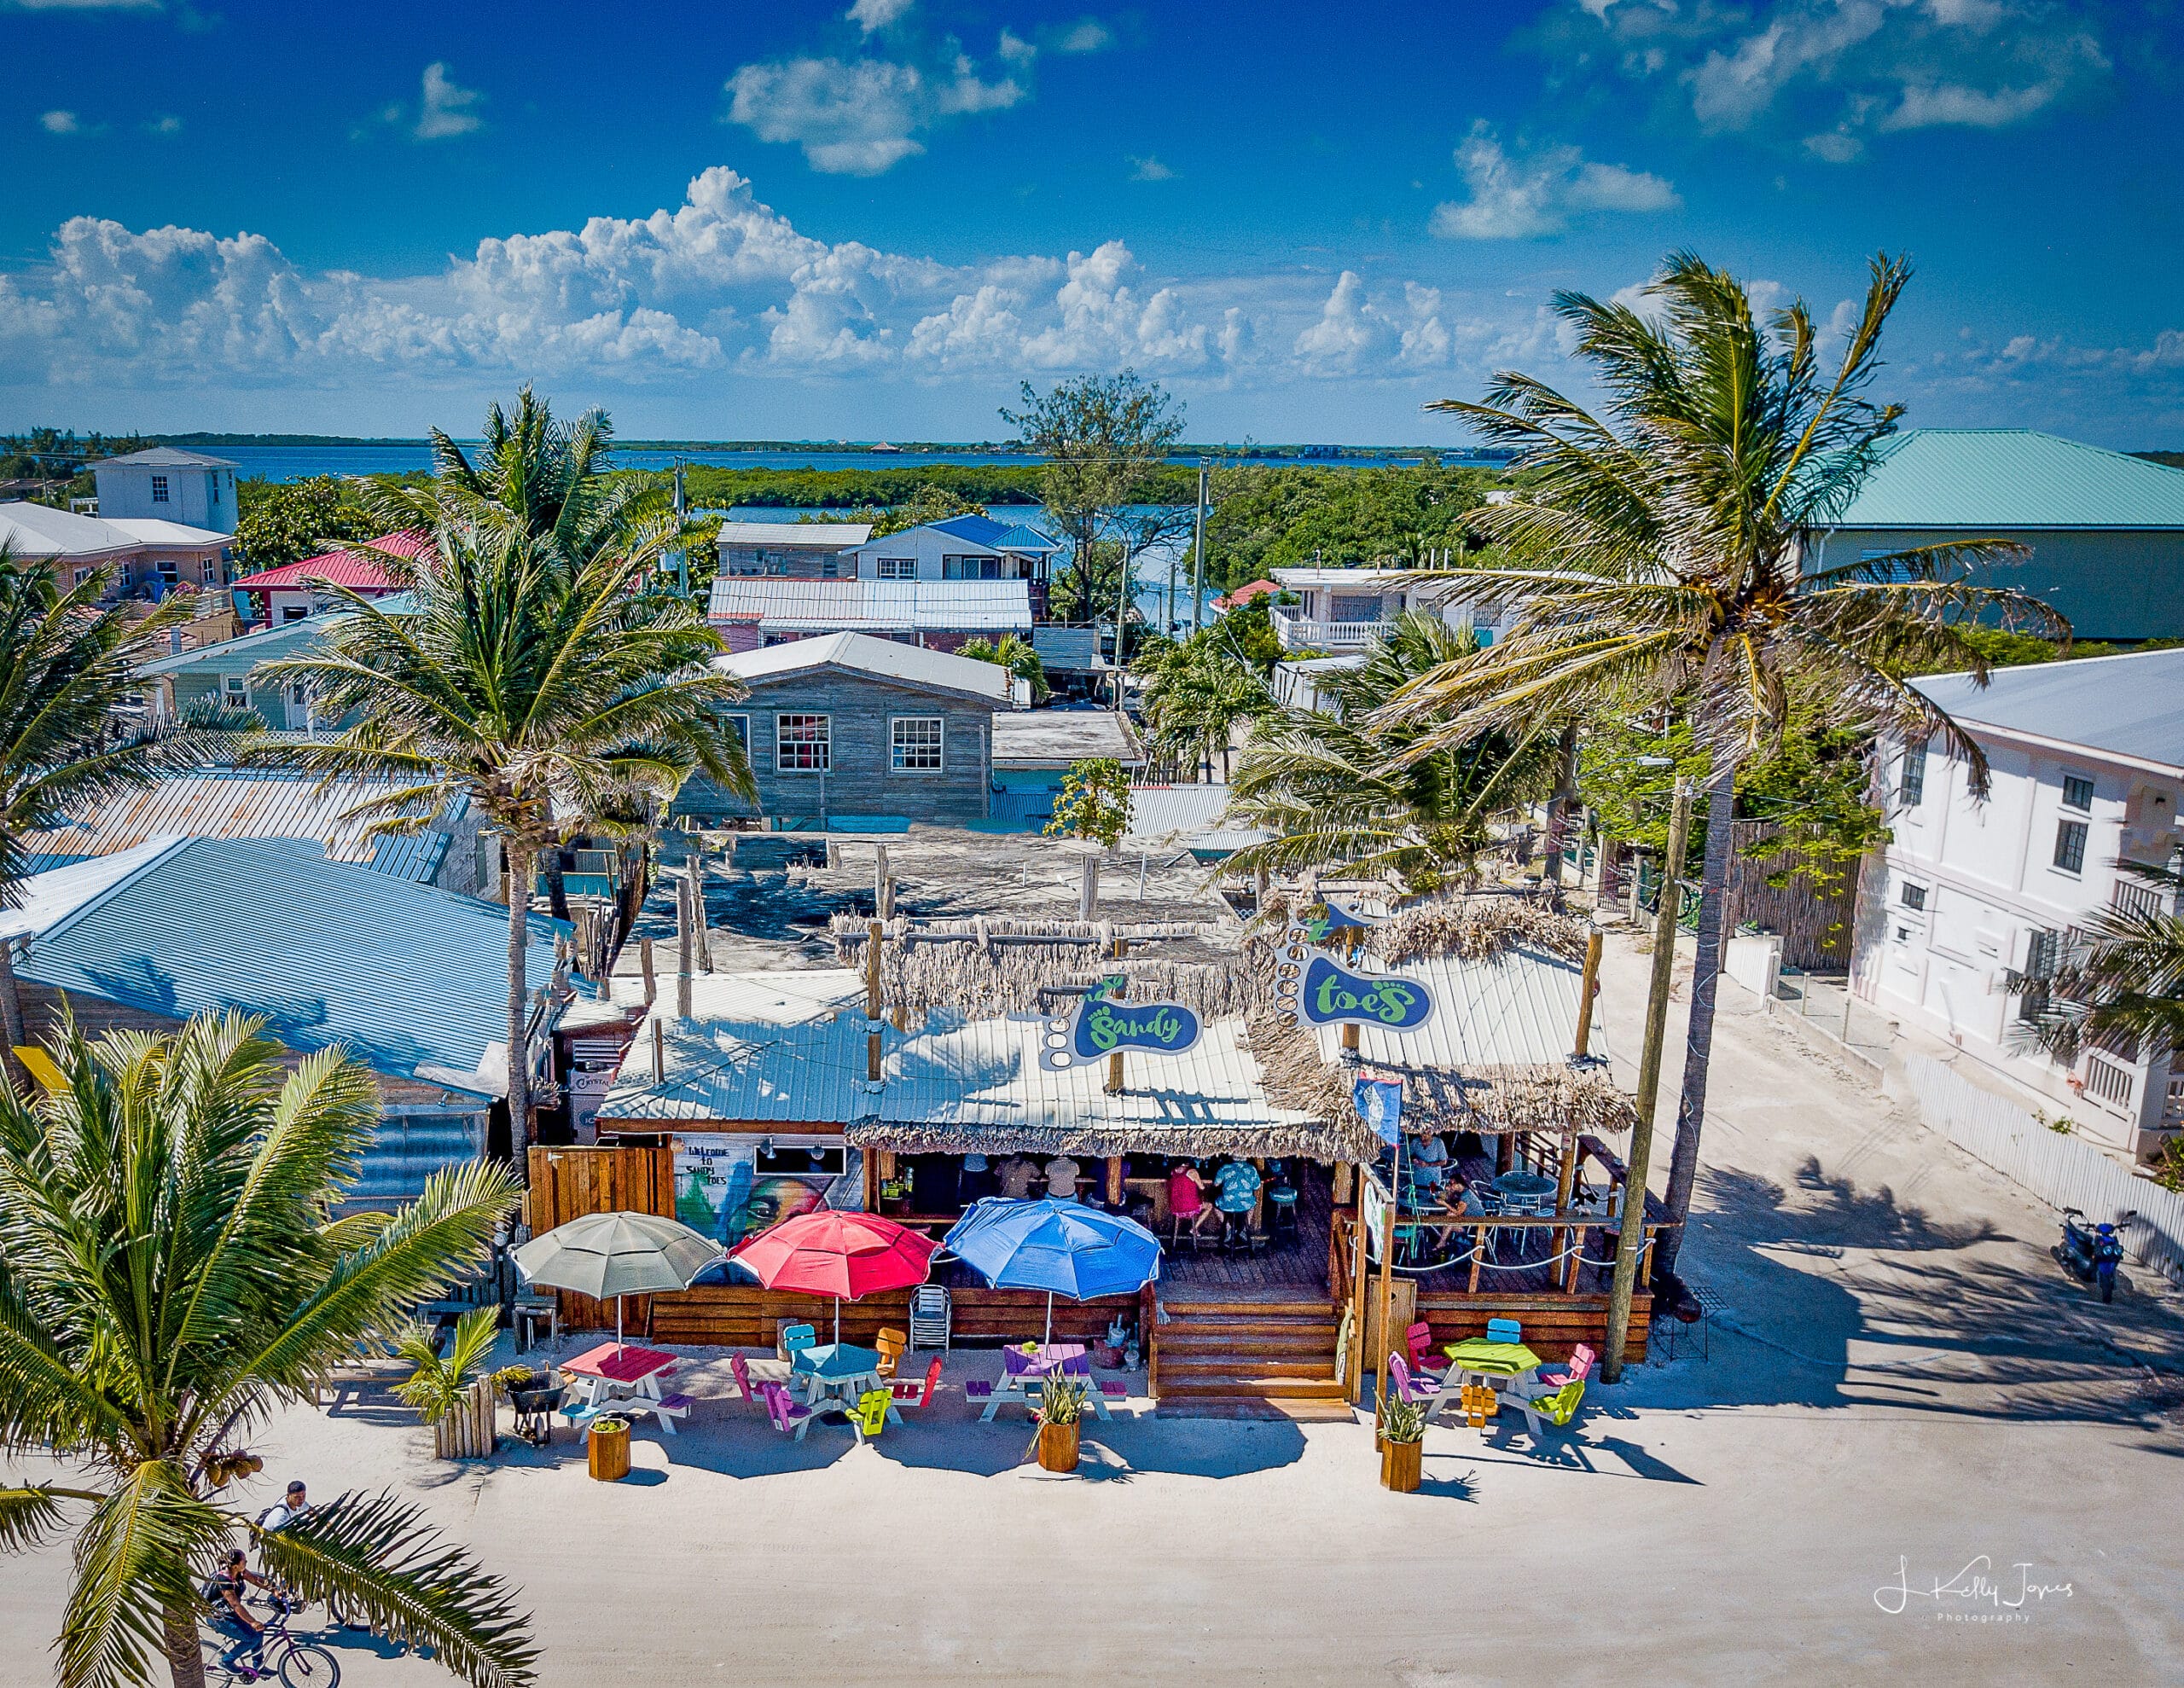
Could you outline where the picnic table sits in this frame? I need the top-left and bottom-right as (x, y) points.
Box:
(560, 1343), (692, 1435)
(979, 1343), (1113, 1423)
(793, 1343), (903, 1426)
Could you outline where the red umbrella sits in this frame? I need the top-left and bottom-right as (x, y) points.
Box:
(729, 1211), (940, 1341)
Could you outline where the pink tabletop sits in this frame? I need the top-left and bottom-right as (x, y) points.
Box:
(562, 1343), (677, 1383)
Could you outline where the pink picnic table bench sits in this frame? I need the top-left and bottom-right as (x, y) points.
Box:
(559, 1342), (694, 1435)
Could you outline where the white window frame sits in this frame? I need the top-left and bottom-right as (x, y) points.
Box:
(1897, 738), (1927, 808)
(73, 566), (92, 588)
(721, 713), (750, 752)
(890, 715), (944, 774)
(874, 556), (917, 580)
(775, 713), (830, 774)
(223, 674), (251, 708)
(1899, 881), (1928, 911)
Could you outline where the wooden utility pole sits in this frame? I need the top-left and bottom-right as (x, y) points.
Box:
(1104, 933), (1125, 1095)
(865, 919), (885, 1085)
(1604, 778), (1693, 1383)
(674, 869), (694, 1019)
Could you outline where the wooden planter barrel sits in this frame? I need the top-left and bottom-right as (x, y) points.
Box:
(589, 1418), (631, 1482)
(1380, 1438), (1422, 1493)
(1037, 1421), (1081, 1473)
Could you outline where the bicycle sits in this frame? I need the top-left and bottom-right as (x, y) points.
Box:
(229, 1592), (341, 1686)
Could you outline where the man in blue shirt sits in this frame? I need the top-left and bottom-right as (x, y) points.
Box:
(1211, 1159), (1261, 1247)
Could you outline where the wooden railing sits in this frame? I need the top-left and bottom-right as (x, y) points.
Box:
(1329, 1207), (1669, 1296)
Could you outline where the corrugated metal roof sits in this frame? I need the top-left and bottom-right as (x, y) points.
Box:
(229, 556), (395, 590)
(20, 771), (463, 882)
(596, 970), (873, 1125)
(105, 519), (230, 547)
(1123, 785), (1267, 856)
(881, 1013), (1312, 1139)
(706, 577), (1032, 633)
(992, 710), (1142, 768)
(1031, 627), (1102, 669)
(14, 837), (561, 1081)
(1312, 947), (1605, 1071)
(1829, 430), (2184, 530)
(1911, 648), (2184, 772)
(717, 630), (1017, 704)
(717, 522), (872, 548)
(1, 838), (183, 942)
(0, 502), (166, 560)
(94, 447), (239, 469)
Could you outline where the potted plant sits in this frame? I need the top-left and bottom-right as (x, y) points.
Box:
(392, 1305), (502, 1459)
(1380, 1395), (1426, 1493)
(587, 1413), (631, 1482)
(1036, 1378), (1087, 1473)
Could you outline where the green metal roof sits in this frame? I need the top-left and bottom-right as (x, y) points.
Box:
(1829, 430), (2184, 531)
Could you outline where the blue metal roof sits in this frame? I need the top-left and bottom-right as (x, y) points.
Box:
(928, 513), (1010, 546)
(1830, 430), (2184, 530)
(18, 837), (561, 1082)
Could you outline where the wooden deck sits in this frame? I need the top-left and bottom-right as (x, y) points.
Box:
(1156, 1163), (1334, 1296)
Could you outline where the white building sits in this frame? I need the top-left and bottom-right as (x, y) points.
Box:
(0, 502), (231, 599)
(91, 448), (240, 535)
(1265, 566), (1529, 653)
(845, 514), (1055, 584)
(1854, 649), (2184, 1158)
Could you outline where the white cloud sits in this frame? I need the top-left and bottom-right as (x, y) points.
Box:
(1048, 17), (1112, 53)
(846, 0), (912, 33)
(1549, 0), (2111, 155)
(413, 62), (485, 141)
(146, 113), (183, 136)
(40, 110), (84, 134)
(1431, 122), (1678, 240)
(725, 51), (1025, 175)
(8, 0), (161, 9)
(1128, 154), (1174, 181)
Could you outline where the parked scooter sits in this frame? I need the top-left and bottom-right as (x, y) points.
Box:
(2057, 1208), (2130, 1302)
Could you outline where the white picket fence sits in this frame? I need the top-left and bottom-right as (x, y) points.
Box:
(1904, 1053), (2184, 1286)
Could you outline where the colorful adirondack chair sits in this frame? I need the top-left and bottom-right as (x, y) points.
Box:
(1485, 1317), (1522, 1346)
(1459, 1383), (1500, 1429)
(757, 1381), (816, 1441)
(874, 1327), (908, 1379)
(892, 1354), (943, 1408)
(1403, 1321), (1441, 1378)
(730, 1352), (767, 1412)
(778, 1322), (817, 1361)
(850, 1388), (892, 1441)
(1538, 1343), (1596, 1390)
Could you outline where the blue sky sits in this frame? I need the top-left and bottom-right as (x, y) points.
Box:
(2, 0), (2178, 445)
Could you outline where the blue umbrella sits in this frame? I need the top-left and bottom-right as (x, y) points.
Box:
(942, 1197), (1162, 1341)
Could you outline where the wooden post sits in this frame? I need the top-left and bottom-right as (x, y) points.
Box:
(1340, 1022), (1360, 1060)
(1346, 1170), (1370, 1404)
(1333, 1161), (1353, 1204)
(1079, 853), (1099, 920)
(1552, 1128), (1580, 1290)
(674, 869), (693, 1018)
(1104, 1156), (1124, 1207)
(865, 919), (884, 1085)
(650, 1018), (664, 1083)
(1372, 1180), (1396, 1424)
(874, 844), (891, 921)
(1572, 927), (1603, 1058)
(639, 935), (656, 1006)
(1605, 776), (1694, 1383)
(1104, 932), (1125, 1095)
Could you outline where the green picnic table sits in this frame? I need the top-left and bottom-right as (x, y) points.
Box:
(1443, 1338), (1541, 1380)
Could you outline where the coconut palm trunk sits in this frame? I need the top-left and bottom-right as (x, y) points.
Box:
(163, 1606), (208, 1688)
(504, 837), (534, 1156)
(1654, 764), (1736, 1285)
(1540, 723), (1578, 902)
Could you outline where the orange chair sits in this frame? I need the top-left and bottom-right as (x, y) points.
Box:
(875, 1327), (908, 1378)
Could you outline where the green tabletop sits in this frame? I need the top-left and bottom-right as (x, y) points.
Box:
(1443, 1338), (1541, 1376)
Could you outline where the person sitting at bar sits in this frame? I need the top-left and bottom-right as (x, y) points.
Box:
(997, 1154), (1040, 1200)
(1212, 1157), (1261, 1243)
(1409, 1129), (1451, 1192)
(1167, 1160), (1216, 1238)
(1043, 1154), (1083, 1200)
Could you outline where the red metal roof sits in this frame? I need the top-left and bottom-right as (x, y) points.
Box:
(1219, 578), (1281, 607)
(228, 530), (429, 592)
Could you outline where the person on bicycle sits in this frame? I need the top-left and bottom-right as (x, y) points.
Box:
(204, 1547), (276, 1681)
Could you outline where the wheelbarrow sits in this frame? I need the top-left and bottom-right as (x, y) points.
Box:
(508, 1380), (566, 1447)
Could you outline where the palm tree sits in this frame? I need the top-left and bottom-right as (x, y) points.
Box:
(258, 515), (752, 1154)
(1389, 251), (2062, 1281)
(959, 633), (1051, 703)
(0, 553), (234, 1085)
(2013, 858), (2184, 1067)
(0, 1010), (534, 1688)
(1137, 633), (1271, 782)
(1226, 610), (1558, 892)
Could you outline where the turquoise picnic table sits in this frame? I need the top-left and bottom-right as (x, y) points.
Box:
(792, 1343), (902, 1424)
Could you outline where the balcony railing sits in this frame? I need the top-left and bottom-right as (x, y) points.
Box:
(1269, 610), (1393, 651)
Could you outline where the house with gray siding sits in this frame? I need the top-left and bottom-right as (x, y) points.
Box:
(676, 632), (1020, 829)
(715, 521), (872, 580)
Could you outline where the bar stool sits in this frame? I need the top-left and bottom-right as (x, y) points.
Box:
(1267, 1183), (1300, 1243)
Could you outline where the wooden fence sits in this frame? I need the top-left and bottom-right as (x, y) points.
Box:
(525, 1145), (677, 1331)
(1722, 820), (1856, 970)
(1905, 1054), (2182, 1285)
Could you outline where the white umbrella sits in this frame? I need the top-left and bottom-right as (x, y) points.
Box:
(513, 1211), (720, 1350)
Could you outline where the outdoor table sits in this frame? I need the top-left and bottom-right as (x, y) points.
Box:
(1425, 1338), (1542, 1424)
(1493, 1170), (1558, 1211)
(793, 1343), (902, 1424)
(980, 1343), (1112, 1422)
(561, 1343), (680, 1412)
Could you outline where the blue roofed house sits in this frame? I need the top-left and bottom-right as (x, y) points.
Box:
(1800, 430), (2184, 641)
(4, 838), (569, 1204)
(845, 515), (1060, 614)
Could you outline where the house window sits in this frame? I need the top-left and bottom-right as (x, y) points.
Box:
(282, 605), (310, 624)
(1897, 739), (1927, 806)
(2053, 819), (2088, 874)
(821, 558), (839, 578)
(891, 716), (944, 772)
(223, 675), (250, 708)
(721, 714), (749, 751)
(2018, 928), (2060, 1023)
(2082, 1053), (2135, 1110)
(200, 557), (218, 583)
(875, 557), (916, 580)
(1900, 882), (1927, 911)
(2061, 774), (2094, 812)
(776, 714), (830, 773)
(150, 474), (169, 503)
(207, 473), (220, 508)
(73, 567), (92, 588)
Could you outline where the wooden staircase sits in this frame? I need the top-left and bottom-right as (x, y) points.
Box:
(1151, 1293), (1353, 1421)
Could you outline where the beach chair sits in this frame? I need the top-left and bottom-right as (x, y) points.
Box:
(1486, 1317), (1522, 1346)
(1403, 1321), (1442, 1378)
(892, 1354), (944, 1409)
(730, 1353), (770, 1414)
(1536, 1343), (1596, 1390)
(778, 1322), (817, 1362)
(1459, 1383), (1500, 1429)
(909, 1285), (951, 1352)
(757, 1381), (816, 1441)
(849, 1388), (891, 1443)
(874, 1328), (908, 1379)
